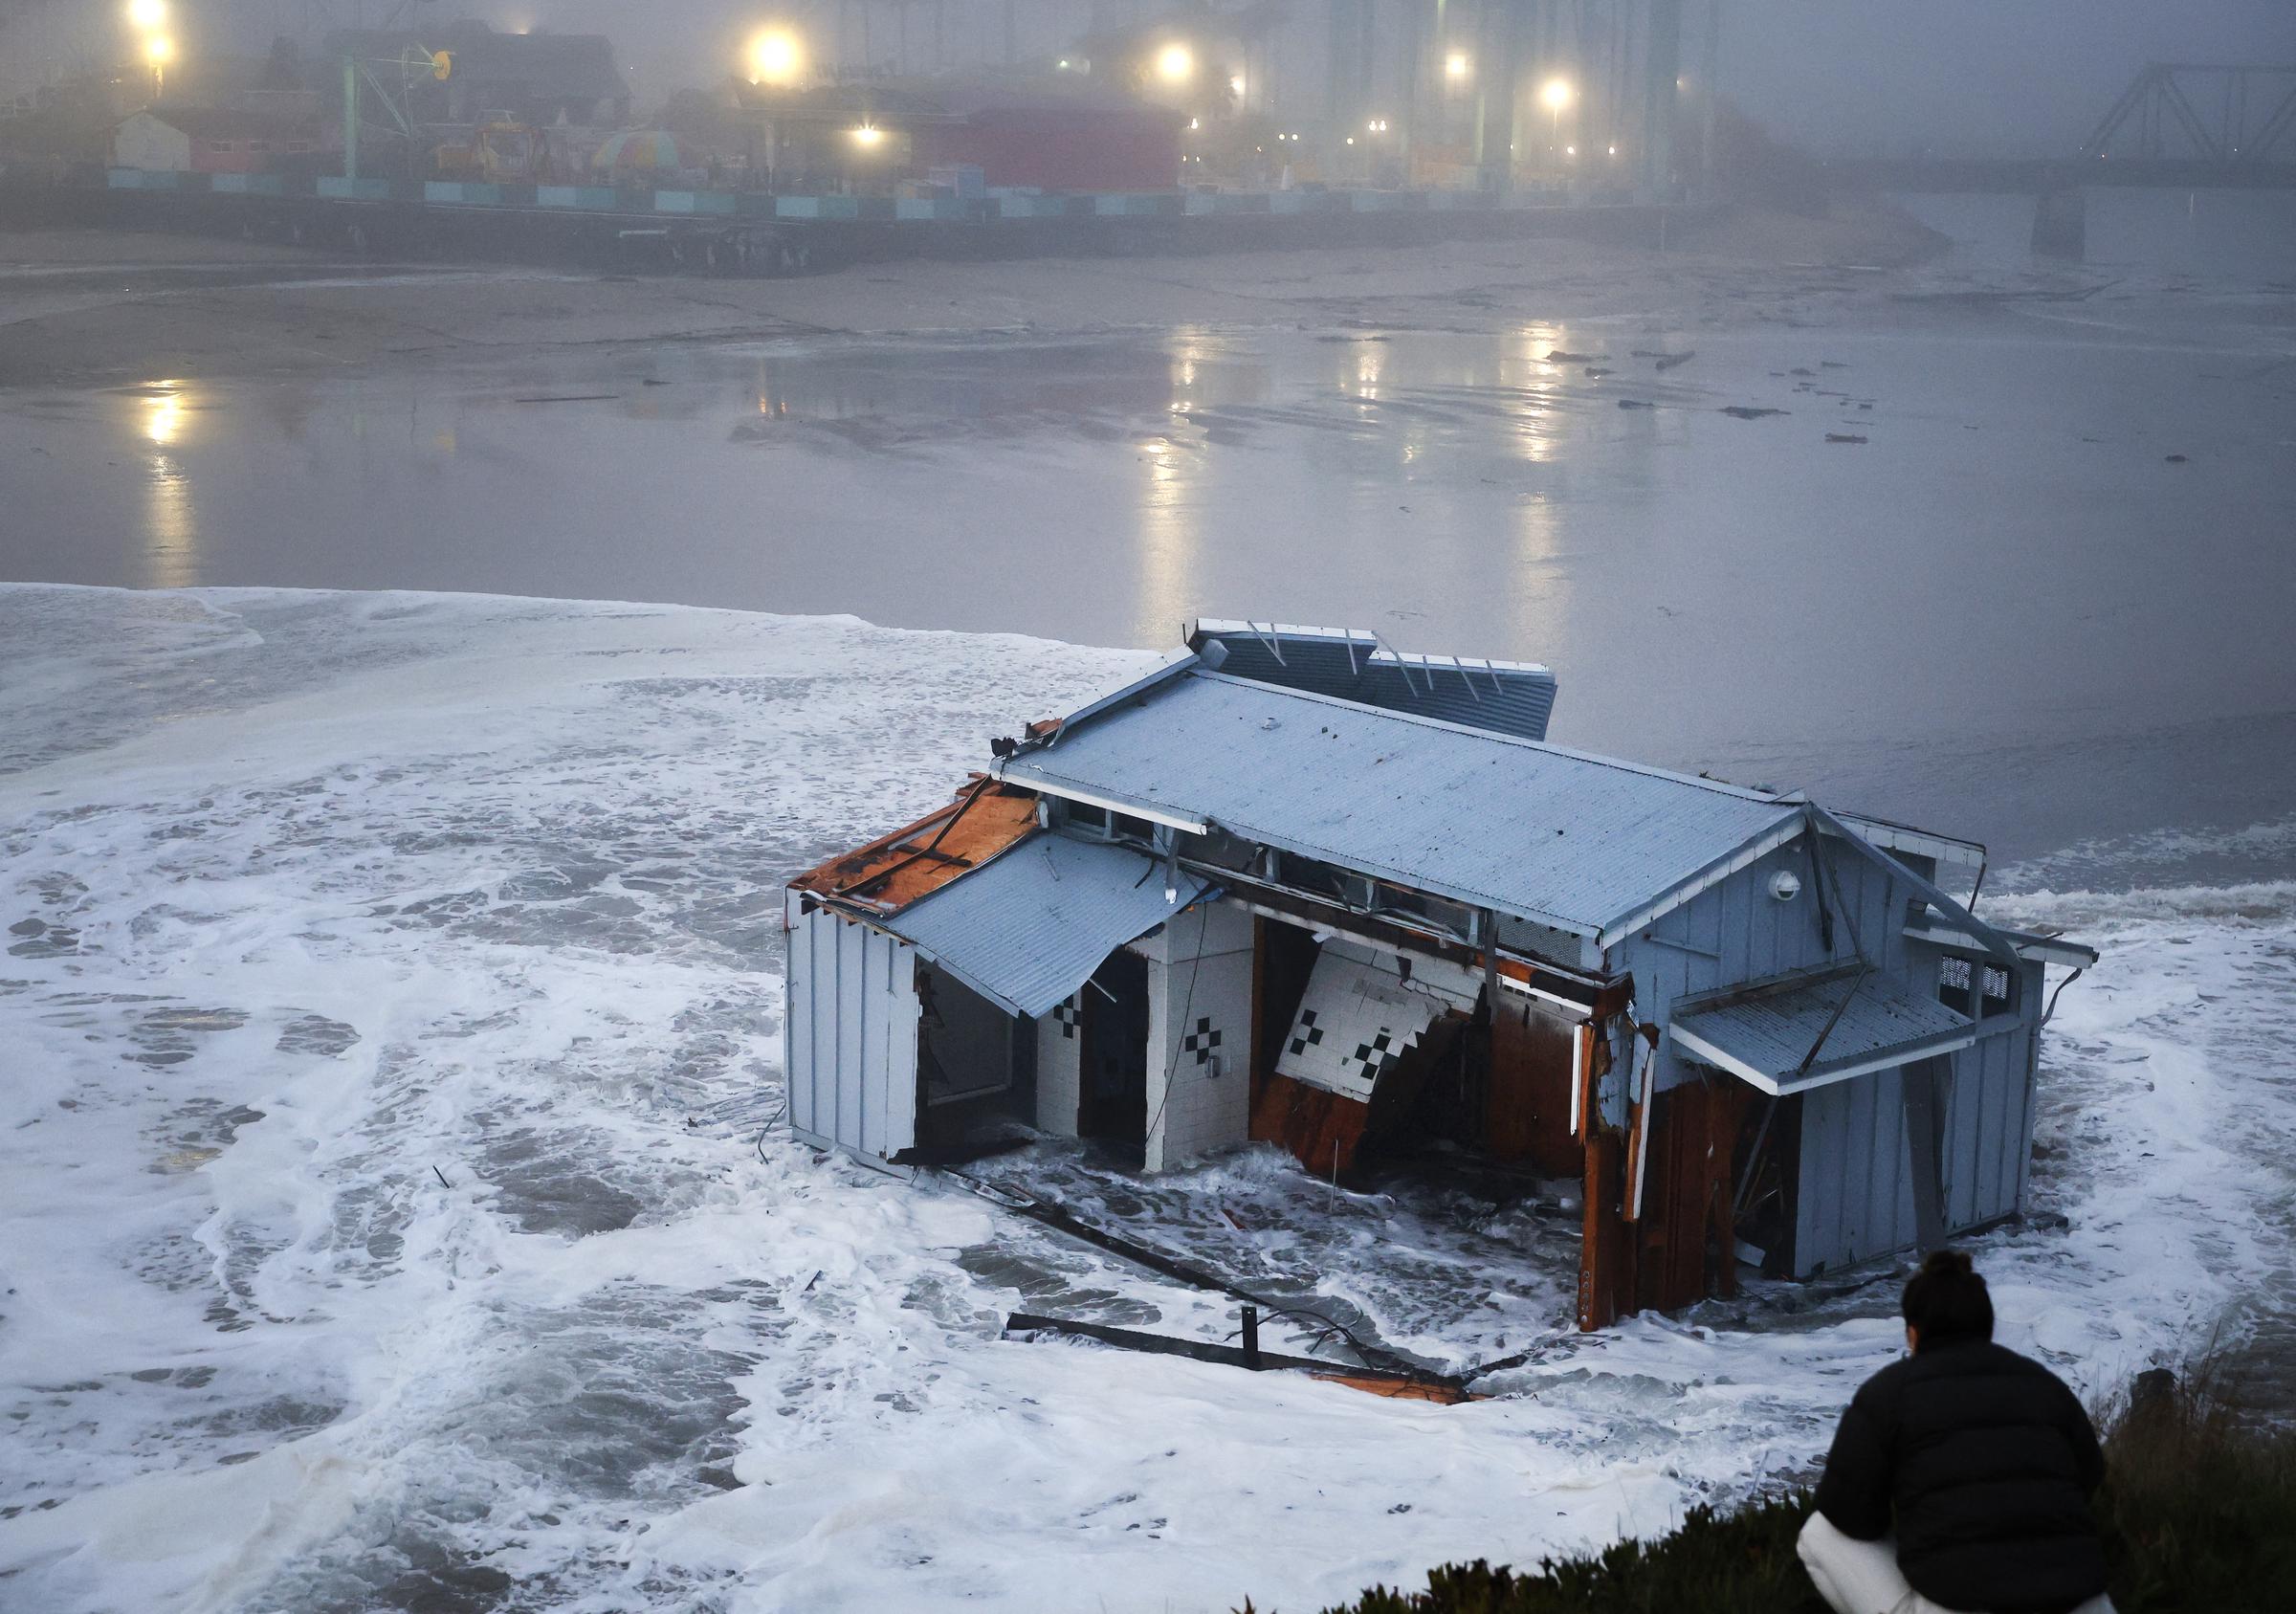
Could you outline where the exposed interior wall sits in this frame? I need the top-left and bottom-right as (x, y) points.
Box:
(1079, 947), (1151, 1155)
(1487, 986), (1583, 1176)
(1034, 994), (1083, 1137)
(1141, 899), (1256, 1172)
(916, 962), (1017, 1109)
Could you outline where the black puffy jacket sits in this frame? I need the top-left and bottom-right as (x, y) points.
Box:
(1813, 1338), (2108, 1614)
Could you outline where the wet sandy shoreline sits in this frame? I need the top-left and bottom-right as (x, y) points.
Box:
(0, 200), (1947, 390)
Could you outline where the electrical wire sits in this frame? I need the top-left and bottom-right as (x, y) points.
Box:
(755, 1094), (788, 1164)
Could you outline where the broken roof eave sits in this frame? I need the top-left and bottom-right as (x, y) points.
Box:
(1668, 1011), (2021, 1097)
(1904, 917), (2100, 968)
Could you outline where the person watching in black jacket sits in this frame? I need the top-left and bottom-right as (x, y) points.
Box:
(1799, 1249), (2115, 1614)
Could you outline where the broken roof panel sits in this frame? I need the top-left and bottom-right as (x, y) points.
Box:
(787, 784), (1039, 913)
(1669, 965), (2010, 1096)
(881, 831), (1216, 1018)
(1189, 621), (1558, 743)
(999, 670), (1800, 940)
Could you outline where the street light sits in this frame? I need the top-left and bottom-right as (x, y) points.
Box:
(1541, 77), (1572, 151)
(746, 28), (804, 87)
(1155, 43), (1193, 85)
(850, 124), (884, 148)
(144, 31), (173, 98)
(127, 0), (166, 29)
(1445, 52), (1469, 81)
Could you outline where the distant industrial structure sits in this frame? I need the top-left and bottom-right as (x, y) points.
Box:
(13, 4), (2289, 273)
(783, 622), (2095, 1331)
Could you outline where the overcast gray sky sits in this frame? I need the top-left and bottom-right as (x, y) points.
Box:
(33, 0), (2296, 157)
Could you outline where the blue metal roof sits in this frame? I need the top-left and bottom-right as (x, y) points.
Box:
(1188, 621), (1558, 742)
(996, 671), (1801, 940)
(1670, 965), (2001, 1096)
(880, 831), (1214, 1018)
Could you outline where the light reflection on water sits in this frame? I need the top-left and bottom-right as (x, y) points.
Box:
(138, 383), (198, 590)
(10, 297), (2291, 865)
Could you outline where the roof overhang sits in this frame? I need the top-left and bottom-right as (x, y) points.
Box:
(877, 831), (1217, 1019)
(1832, 811), (1986, 873)
(1670, 963), (2024, 1097)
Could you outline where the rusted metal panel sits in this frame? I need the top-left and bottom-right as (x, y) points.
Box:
(1485, 992), (1579, 1174)
(1627, 1078), (1750, 1313)
(1249, 1069), (1371, 1179)
(787, 781), (1039, 914)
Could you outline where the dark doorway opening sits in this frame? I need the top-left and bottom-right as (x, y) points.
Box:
(1079, 947), (1150, 1162)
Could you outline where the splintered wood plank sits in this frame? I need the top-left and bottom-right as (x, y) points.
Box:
(1250, 1069), (1371, 1179)
(788, 783), (1039, 911)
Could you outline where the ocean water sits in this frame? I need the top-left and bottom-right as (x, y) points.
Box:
(0, 586), (2287, 1612)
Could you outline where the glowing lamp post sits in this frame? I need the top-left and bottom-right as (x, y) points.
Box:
(1445, 52), (1470, 83)
(1541, 76), (1573, 153)
(747, 28), (804, 88)
(1155, 44), (1193, 86)
(144, 32), (174, 99)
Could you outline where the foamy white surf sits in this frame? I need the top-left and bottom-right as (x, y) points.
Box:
(0, 586), (2285, 1613)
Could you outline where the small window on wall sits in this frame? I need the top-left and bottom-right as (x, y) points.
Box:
(1981, 963), (2014, 1013)
(1065, 801), (1109, 833)
(1111, 812), (1154, 845)
(1939, 955), (2015, 1017)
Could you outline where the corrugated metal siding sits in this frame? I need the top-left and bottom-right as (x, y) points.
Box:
(1794, 1064), (1921, 1271)
(1004, 672), (1796, 936)
(1618, 838), (2045, 1277)
(786, 901), (919, 1164)
(1201, 632), (1558, 742)
(881, 832), (1213, 1019)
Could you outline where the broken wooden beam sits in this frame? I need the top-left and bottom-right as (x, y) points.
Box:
(1002, 1313), (1477, 1404)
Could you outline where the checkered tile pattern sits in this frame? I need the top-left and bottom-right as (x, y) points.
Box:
(1275, 945), (1446, 1102)
(1181, 1015), (1224, 1066)
(1286, 1008), (1324, 1058)
(1051, 998), (1081, 1039)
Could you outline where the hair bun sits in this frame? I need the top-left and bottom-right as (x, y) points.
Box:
(1922, 1249), (1975, 1278)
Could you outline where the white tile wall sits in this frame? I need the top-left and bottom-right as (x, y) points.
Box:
(1035, 997), (1083, 1137)
(1144, 899), (1256, 1171)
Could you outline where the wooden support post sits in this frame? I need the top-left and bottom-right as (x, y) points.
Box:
(1578, 1128), (1626, 1331)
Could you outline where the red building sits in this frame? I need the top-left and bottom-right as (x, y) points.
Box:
(728, 77), (1182, 194)
(113, 106), (318, 174)
(908, 86), (1182, 192)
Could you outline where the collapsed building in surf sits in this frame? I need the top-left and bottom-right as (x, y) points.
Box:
(783, 621), (2094, 1329)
